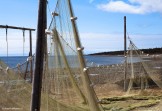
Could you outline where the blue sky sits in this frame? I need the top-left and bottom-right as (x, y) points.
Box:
(0, 0), (162, 55)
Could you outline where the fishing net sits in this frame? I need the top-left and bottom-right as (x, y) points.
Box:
(83, 37), (162, 110)
(0, 55), (69, 111)
(42, 0), (103, 111)
(0, 59), (33, 111)
(1, 0), (162, 110)
(0, 26), (35, 110)
(88, 63), (125, 97)
(126, 39), (162, 93)
(44, 0), (159, 110)
(0, 0), (103, 110)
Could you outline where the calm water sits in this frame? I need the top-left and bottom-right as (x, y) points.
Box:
(0, 56), (28, 67)
(0, 55), (141, 68)
(85, 55), (125, 65)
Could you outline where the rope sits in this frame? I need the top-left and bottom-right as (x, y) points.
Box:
(6, 27), (8, 62)
(47, 0), (53, 19)
(23, 29), (25, 56)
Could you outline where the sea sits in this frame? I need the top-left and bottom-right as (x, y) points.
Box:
(0, 55), (146, 68)
(0, 55), (143, 68)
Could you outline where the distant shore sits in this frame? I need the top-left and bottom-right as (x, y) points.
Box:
(89, 47), (162, 56)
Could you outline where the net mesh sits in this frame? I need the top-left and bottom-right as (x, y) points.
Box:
(126, 39), (162, 92)
(0, 0), (162, 111)
(0, 59), (32, 111)
(43, 0), (100, 110)
(0, 25), (35, 110)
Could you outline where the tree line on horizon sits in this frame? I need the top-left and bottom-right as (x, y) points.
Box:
(89, 47), (162, 55)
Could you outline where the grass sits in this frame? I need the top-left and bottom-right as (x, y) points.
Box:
(101, 95), (161, 111)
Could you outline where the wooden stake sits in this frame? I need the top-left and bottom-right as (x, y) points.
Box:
(30, 0), (46, 110)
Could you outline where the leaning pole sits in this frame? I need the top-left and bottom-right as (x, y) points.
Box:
(30, 0), (47, 111)
(67, 0), (101, 111)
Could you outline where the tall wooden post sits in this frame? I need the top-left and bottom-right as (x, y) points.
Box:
(67, 0), (101, 111)
(29, 30), (33, 83)
(124, 16), (127, 91)
(30, 0), (46, 110)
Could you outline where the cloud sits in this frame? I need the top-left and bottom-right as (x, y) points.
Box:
(97, 0), (162, 14)
(80, 32), (124, 54)
(80, 32), (162, 54)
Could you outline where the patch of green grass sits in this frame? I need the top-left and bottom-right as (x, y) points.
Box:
(122, 99), (160, 111)
(101, 95), (161, 111)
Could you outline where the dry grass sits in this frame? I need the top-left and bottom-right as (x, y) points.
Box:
(95, 84), (162, 111)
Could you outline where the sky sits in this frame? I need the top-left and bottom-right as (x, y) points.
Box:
(0, 0), (162, 56)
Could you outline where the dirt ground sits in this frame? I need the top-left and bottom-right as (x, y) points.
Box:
(94, 83), (162, 111)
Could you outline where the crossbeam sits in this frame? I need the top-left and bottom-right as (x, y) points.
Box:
(0, 25), (35, 31)
(0, 24), (35, 81)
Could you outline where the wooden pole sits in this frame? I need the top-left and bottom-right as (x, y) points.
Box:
(124, 16), (127, 91)
(29, 30), (33, 83)
(24, 30), (33, 81)
(67, 0), (101, 111)
(30, 0), (46, 110)
(24, 53), (30, 80)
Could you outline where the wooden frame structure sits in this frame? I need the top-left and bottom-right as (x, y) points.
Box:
(0, 25), (35, 82)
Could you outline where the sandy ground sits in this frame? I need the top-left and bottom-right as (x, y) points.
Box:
(93, 83), (162, 111)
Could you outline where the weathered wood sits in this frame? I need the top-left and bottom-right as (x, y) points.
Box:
(29, 30), (33, 83)
(30, 0), (47, 110)
(124, 16), (127, 91)
(24, 53), (30, 80)
(0, 25), (35, 31)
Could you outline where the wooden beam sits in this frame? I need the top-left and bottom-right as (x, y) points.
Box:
(0, 25), (35, 31)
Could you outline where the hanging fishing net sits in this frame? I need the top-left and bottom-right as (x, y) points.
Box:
(1, 0), (162, 110)
(41, 0), (104, 111)
(42, 0), (162, 110)
(82, 37), (162, 110)
(0, 26), (35, 110)
(0, 59), (33, 111)
(126, 39), (162, 93)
